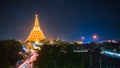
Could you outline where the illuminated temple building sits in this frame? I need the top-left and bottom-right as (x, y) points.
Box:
(25, 14), (46, 42)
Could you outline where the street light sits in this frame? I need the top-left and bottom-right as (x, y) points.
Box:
(93, 34), (102, 68)
(89, 34), (98, 67)
(81, 36), (85, 43)
(81, 36), (85, 40)
(93, 34), (98, 40)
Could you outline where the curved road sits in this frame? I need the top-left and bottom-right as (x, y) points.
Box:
(17, 50), (38, 68)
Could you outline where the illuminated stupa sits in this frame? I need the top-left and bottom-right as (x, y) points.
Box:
(25, 14), (46, 42)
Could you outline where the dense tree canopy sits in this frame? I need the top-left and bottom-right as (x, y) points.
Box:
(34, 42), (86, 68)
(0, 40), (23, 68)
(34, 41), (120, 68)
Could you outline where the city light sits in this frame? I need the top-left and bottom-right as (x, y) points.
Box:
(81, 36), (85, 40)
(17, 50), (38, 68)
(101, 51), (120, 58)
(93, 34), (98, 40)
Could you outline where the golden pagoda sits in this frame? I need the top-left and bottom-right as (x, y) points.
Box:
(25, 14), (46, 42)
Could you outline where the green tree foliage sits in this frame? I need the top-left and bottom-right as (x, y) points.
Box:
(0, 40), (23, 68)
(34, 41), (85, 68)
(34, 41), (120, 68)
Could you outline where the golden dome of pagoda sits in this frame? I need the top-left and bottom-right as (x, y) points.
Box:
(25, 14), (46, 42)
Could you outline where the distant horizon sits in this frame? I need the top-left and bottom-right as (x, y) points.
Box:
(0, 37), (120, 43)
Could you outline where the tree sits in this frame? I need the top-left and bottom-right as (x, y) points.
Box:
(0, 40), (23, 68)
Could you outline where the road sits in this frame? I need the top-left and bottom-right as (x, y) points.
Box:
(17, 50), (38, 68)
(101, 50), (120, 58)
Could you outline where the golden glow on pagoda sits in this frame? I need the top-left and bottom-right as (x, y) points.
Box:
(25, 14), (46, 42)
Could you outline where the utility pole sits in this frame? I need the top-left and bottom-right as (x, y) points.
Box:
(99, 55), (101, 68)
(90, 53), (92, 67)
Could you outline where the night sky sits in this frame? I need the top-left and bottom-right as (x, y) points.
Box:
(0, 0), (120, 42)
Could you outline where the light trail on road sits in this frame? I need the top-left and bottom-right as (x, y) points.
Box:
(17, 50), (38, 68)
(101, 50), (120, 58)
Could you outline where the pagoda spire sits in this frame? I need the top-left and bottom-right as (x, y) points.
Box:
(33, 14), (40, 30)
(25, 14), (46, 42)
